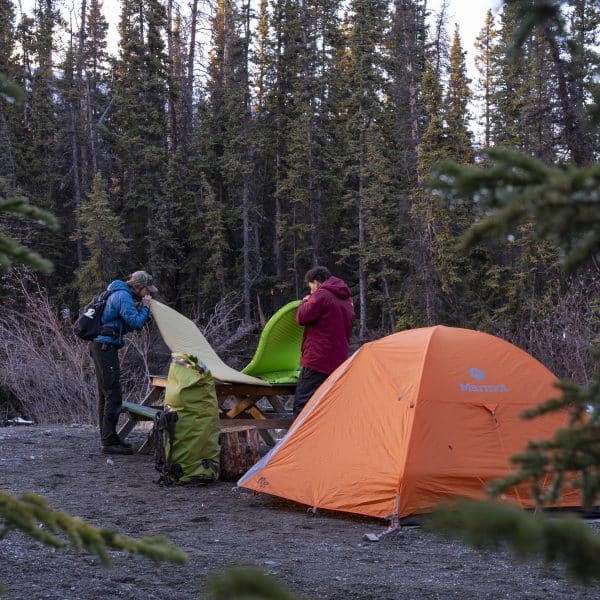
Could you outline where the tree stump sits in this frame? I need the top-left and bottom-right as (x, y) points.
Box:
(219, 426), (262, 481)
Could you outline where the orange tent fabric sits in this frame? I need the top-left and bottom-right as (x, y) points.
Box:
(238, 325), (581, 519)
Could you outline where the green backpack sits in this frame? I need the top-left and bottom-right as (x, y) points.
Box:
(154, 354), (220, 485)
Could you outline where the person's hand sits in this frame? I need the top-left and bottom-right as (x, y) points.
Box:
(142, 294), (152, 308)
(302, 295), (311, 302)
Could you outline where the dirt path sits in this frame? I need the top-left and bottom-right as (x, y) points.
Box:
(1, 425), (599, 599)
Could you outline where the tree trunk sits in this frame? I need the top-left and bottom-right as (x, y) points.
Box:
(70, 103), (84, 267)
(185, 0), (199, 143)
(72, 0), (87, 268)
(358, 122), (367, 341)
(219, 426), (262, 481)
(241, 0), (253, 324)
(0, 109), (16, 189)
(395, 0), (421, 170)
(166, 0), (178, 150)
(242, 179), (251, 323)
(543, 27), (589, 165)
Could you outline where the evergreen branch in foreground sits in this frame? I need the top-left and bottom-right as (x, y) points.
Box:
(0, 234), (54, 273)
(506, 0), (562, 48)
(0, 188), (59, 273)
(430, 500), (600, 582)
(429, 148), (600, 272)
(0, 491), (187, 568)
(488, 358), (600, 509)
(0, 73), (24, 105)
(0, 194), (59, 228)
(207, 566), (304, 600)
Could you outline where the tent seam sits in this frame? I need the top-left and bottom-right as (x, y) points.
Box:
(394, 326), (441, 516)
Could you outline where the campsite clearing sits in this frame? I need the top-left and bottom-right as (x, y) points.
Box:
(2, 425), (600, 599)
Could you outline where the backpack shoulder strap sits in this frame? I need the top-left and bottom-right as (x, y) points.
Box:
(153, 410), (179, 486)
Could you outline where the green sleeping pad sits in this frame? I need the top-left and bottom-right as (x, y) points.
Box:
(242, 300), (303, 384)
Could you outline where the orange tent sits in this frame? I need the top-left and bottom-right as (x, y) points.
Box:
(238, 325), (581, 519)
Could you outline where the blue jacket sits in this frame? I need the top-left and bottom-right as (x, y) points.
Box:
(94, 280), (150, 347)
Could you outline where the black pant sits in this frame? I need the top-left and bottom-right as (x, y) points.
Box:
(90, 342), (122, 446)
(293, 367), (328, 416)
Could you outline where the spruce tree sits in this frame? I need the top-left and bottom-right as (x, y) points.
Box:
(437, 24), (477, 308)
(277, 0), (344, 282)
(409, 24), (477, 327)
(16, 0), (61, 209)
(74, 173), (128, 299)
(61, 39), (85, 268)
(203, 0), (256, 319)
(338, 0), (391, 338)
(481, 3), (570, 351)
(474, 10), (498, 151)
(265, 0), (294, 295)
(83, 0), (110, 175)
(249, 0), (280, 309)
(491, 2), (528, 147)
(109, 0), (170, 272)
(535, 0), (594, 165)
(0, 0), (19, 185)
(383, 0), (429, 331)
(411, 60), (447, 324)
(444, 25), (473, 163)
(11, 0), (76, 299)
(388, 0), (428, 184)
(262, 0), (312, 296)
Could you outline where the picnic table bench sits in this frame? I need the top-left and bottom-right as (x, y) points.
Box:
(118, 375), (296, 449)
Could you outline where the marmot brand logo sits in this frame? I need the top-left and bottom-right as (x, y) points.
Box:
(469, 367), (485, 381)
(460, 368), (507, 393)
(83, 308), (96, 318)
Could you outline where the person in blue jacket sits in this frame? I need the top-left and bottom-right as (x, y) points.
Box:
(90, 271), (157, 454)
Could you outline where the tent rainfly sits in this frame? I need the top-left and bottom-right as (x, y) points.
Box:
(238, 325), (581, 520)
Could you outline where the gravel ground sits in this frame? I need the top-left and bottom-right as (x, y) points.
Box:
(1, 424), (599, 600)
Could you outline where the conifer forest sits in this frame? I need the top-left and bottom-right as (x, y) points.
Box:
(1, 0), (599, 390)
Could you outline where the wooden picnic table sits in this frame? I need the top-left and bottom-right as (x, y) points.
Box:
(118, 375), (296, 448)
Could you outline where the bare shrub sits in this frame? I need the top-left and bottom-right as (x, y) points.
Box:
(201, 291), (245, 344)
(195, 291), (258, 370)
(494, 274), (600, 386)
(0, 273), (152, 425)
(0, 276), (258, 424)
(120, 324), (165, 401)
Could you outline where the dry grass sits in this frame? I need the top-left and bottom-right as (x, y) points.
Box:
(500, 274), (600, 386)
(0, 274), (151, 424)
(0, 275), (255, 424)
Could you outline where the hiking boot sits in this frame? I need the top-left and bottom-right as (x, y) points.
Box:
(102, 443), (134, 456)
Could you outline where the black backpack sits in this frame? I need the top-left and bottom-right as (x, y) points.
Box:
(74, 290), (112, 341)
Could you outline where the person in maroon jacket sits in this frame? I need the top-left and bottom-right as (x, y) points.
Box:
(293, 266), (355, 416)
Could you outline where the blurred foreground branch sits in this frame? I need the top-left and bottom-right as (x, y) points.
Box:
(207, 566), (304, 600)
(430, 500), (600, 582)
(0, 491), (187, 594)
(430, 148), (600, 272)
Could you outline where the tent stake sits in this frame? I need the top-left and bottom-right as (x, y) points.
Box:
(364, 520), (401, 542)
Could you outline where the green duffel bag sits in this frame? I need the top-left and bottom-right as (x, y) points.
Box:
(154, 353), (220, 485)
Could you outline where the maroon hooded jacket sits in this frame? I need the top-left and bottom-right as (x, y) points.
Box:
(296, 276), (355, 375)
